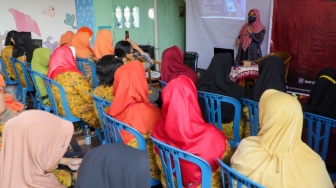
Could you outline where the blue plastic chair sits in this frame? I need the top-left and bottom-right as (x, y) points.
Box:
(10, 57), (37, 108)
(76, 58), (98, 88)
(91, 94), (111, 144)
(0, 57), (19, 98)
(102, 112), (161, 186)
(150, 136), (212, 188)
(217, 159), (265, 188)
(303, 112), (336, 182)
(198, 91), (241, 147)
(159, 80), (167, 89)
(26, 69), (53, 112)
(42, 75), (104, 143)
(240, 98), (259, 136)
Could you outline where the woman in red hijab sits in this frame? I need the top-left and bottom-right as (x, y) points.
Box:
(151, 75), (232, 188)
(106, 60), (162, 181)
(235, 9), (266, 66)
(161, 46), (198, 84)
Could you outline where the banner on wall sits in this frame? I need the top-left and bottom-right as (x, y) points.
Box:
(271, 0), (336, 95)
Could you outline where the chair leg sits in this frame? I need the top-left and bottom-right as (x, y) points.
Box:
(29, 92), (38, 108)
(95, 128), (104, 144)
(22, 88), (28, 105)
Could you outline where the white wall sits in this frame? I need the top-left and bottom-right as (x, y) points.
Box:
(186, 0), (273, 69)
(0, 0), (76, 53)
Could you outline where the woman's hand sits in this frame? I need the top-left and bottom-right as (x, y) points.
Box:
(59, 158), (82, 171)
(235, 38), (240, 47)
(127, 38), (145, 55)
(246, 26), (253, 35)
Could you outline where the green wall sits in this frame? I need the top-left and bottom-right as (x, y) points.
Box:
(93, 0), (185, 61)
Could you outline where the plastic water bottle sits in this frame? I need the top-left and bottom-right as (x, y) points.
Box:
(84, 125), (91, 145)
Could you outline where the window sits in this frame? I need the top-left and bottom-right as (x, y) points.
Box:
(113, 6), (139, 29)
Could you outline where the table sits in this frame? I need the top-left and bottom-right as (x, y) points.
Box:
(229, 63), (259, 87)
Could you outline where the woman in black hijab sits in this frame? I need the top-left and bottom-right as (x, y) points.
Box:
(197, 53), (246, 139)
(12, 32), (32, 59)
(249, 56), (286, 101)
(75, 144), (151, 188)
(303, 67), (336, 172)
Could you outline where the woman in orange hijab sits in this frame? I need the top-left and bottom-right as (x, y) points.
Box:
(94, 29), (115, 60)
(59, 31), (74, 46)
(72, 26), (94, 60)
(151, 75), (232, 188)
(106, 60), (162, 181)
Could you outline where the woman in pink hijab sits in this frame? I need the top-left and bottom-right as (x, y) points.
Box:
(161, 46), (198, 84)
(0, 110), (82, 188)
(235, 9), (266, 66)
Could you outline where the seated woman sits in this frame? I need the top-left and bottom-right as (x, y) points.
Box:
(76, 144), (151, 188)
(93, 55), (123, 102)
(106, 61), (162, 181)
(31, 47), (51, 105)
(231, 89), (333, 188)
(0, 110), (82, 187)
(94, 29), (115, 60)
(248, 56), (286, 102)
(303, 67), (336, 173)
(152, 75), (232, 188)
(196, 53), (247, 139)
(12, 32), (33, 87)
(115, 39), (153, 70)
(72, 26), (95, 87)
(161, 46), (198, 84)
(47, 46), (99, 128)
(1, 30), (18, 80)
(59, 31), (74, 47)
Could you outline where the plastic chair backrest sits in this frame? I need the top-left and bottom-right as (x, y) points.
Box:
(91, 94), (111, 139)
(217, 159), (265, 188)
(184, 51), (199, 73)
(43, 75), (80, 122)
(26, 69), (52, 112)
(11, 59), (34, 90)
(198, 91), (241, 147)
(303, 112), (336, 160)
(0, 57), (17, 85)
(76, 58), (98, 88)
(150, 136), (212, 188)
(159, 80), (167, 89)
(240, 98), (259, 136)
(101, 111), (146, 148)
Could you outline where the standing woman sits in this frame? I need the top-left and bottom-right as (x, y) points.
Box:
(47, 46), (99, 128)
(94, 29), (115, 60)
(106, 61), (162, 182)
(1, 30), (18, 80)
(161, 46), (198, 84)
(152, 76), (232, 188)
(235, 9), (266, 66)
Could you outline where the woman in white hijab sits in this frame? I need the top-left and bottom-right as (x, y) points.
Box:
(231, 89), (333, 188)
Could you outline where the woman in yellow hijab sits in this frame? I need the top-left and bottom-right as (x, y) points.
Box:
(231, 89), (333, 188)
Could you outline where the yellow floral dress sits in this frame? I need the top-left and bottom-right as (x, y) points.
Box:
(53, 72), (99, 128)
(154, 140), (232, 188)
(53, 169), (74, 187)
(127, 132), (161, 181)
(1, 45), (15, 80)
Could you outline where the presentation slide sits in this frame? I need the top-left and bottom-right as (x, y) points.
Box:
(201, 0), (246, 20)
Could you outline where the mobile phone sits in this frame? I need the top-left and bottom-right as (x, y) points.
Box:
(125, 30), (129, 40)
